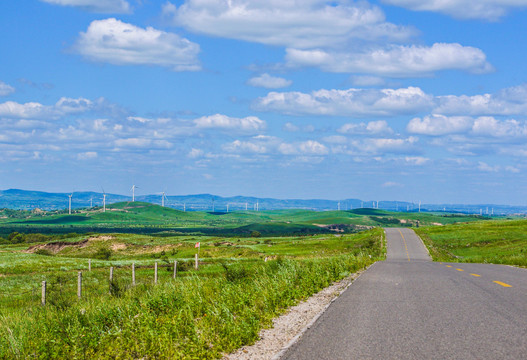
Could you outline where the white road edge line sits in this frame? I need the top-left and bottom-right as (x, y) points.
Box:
(272, 261), (379, 360)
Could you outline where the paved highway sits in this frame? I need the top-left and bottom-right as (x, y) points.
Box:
(281, 228), (527, 359)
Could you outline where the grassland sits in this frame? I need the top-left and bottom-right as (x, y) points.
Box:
(0, 201), (488, 238)
(0, 226), (385, 359)
(416, 219), (527, 266)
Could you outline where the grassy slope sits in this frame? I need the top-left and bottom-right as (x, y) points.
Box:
(0, 202), (489, 238)
(0, 229), (384, 359)
(416, 219), (527, 266)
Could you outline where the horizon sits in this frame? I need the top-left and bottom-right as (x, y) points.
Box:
(1, 1), (527, 205)
(1, 188), (526, 209)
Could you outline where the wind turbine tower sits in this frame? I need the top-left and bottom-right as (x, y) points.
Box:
(68, 194), (73, 215)
(338, 202), (340, 211)
(131, 185), (138, 202)
(161, 192), (166, 207)
(103, 193), (107, 213)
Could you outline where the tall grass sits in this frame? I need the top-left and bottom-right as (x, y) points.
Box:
(0, 254), (374, 359)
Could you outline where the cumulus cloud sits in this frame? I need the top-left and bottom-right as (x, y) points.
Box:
(163, 0), (415, 49)
(77, 151), (98, 160)
(247, 74), (292, 89)
(194, 114), (266, 132)
(278, 140), (328, 155)
(0, 81), (15, 96)
(381, 0), (527, 21)
(408, 114), (527, 138)
(407, 114), (473, 135)
(338, 120), (393, 135)
(255, 86), (433, 117)
(40, 0), (131, 13)
(435, 84), (527, 116)
(73, 18), (200, 71)
(405, 156), (430, 165)
(358, 136), (419, 154)
(0, 97), (94, 119)
(286, 43), (492, 77)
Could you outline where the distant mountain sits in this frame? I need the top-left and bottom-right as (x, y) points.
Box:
(0, 189), (525, 215)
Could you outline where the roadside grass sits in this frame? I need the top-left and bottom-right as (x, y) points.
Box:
(0, 228), (384, 359)
(416, 219), (527, 266)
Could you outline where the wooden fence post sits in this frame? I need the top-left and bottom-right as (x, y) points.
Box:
(154, 262), (158, 284)
(88, 259), (91, 271)
(195, 254), (198, 270)
(109, 267), (113, 294)
(132, 263), (136, 286)
(173, 260), (177, 279)
(77, 272), (82, 299)
(41, 280), (46, 306)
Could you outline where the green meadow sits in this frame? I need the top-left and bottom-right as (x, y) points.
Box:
(416, 219), (527, 266)
(0, 203), (507, 359)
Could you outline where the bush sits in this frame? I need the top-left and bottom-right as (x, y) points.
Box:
(35, 249), (54, 256)
(94, 247), (113, 260)
(250, 231), (261, 238)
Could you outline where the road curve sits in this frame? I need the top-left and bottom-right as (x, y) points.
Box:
(281, 228), (527, 360)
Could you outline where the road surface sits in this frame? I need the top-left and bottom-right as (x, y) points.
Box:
(281, 228), (527, 359)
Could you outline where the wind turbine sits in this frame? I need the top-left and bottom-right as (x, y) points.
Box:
(131, 185), (138, 202)
(68, 193), (73, 215)
(161, 191), (167, 207)
(101, 188), (107, 213)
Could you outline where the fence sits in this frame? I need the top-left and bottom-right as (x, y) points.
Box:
(1, 257), (201, 309)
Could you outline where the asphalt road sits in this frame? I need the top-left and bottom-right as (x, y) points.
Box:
(281, 228), (527, 359)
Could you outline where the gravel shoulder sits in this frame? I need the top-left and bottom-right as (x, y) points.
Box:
(222, 266), (371, 360)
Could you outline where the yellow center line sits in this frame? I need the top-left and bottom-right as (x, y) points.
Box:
(456, 268), (464, 272)
(493, 281), (512, 288)
(397, 229), (410, 262)
(470, 273), (481, 277)
(446, 265), (452, 268)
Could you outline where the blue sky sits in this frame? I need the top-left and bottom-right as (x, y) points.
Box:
(1, 0), (527, 204)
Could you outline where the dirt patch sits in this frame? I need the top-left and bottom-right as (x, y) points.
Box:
(222, 268), (367, 360)
(25, 239), (89, 254)
(111, 243), (127, 251)
(88, 235), (114, 241)
(432, 222), (443, 226)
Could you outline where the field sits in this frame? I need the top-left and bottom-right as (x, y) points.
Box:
(0, 201), (488, 238)
(0, 222), (386, 359)
(416, 219), (527, 266)
(0, 203), (505, 358)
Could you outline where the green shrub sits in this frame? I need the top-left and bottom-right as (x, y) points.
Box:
(94, 247), (112, 260)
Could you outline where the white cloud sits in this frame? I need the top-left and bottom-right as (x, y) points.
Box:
(188, 148), (204, 158)
(408, 114), (527, 138)
(278, 140), (329, 155)
(255, 86), (433, 117)
(0, 97), (93, 119)
(405, 156), (430, 165)
(435, 84), (527, 116)
(163, 0), (415, 49)
(339, 120), (393, 135)
(40, 0), (130, 13)
(223, 140), (269, 154)
(286, 43), (492, 77)
(356, 136), (419, 154)
(282, 122), (315, 132)
(74, 18), (200, 71)
(0, 81), (15, 96)
(472, 117), (527, 138)
(194, 114), (266, 132)
(77, 151), (98, 160)
(381, 0), (527, 21)
(247, 74), (292, 89)
(407, 114), (473, 135)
